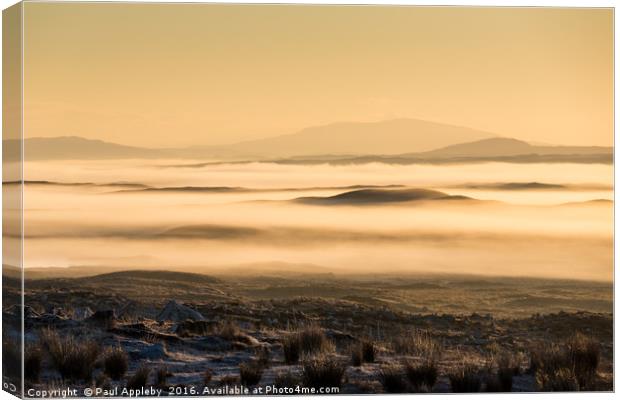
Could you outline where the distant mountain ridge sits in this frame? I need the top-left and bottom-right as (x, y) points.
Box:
(5, 118), (497, 160)
(274, 137), (612, 165)
(414, 137), (611, 158)
(5, 119), (612, 162)
(208, 118), (497, 157)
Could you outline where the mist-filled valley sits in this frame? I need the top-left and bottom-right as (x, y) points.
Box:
(5, 156), (613, 394)
(18, 159), (612, 281)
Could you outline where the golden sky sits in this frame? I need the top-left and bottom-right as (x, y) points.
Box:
(23, 4), (613, 147)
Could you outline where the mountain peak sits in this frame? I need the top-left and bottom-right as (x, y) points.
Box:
(224, 118), (497, 157)
(418, 137), (533, 158)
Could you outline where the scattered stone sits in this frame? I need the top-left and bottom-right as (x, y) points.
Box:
(73, 306), (94, 320)
(157, 300), (206, 322)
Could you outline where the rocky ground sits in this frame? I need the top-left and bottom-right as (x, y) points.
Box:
(2, 270), (614, 395)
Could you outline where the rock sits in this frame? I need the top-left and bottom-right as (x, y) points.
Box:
(72, 307), (94, 320)
(5, 305), (40, 319)
(110, 323), (182, 344)
(129, 342), (167, 360)
(87, 310), (117, 327)
(325, 329), (355, 342)
(116, 301), (140, 320)
(50, 307), (68, 317)
(157, 300), (206, 322)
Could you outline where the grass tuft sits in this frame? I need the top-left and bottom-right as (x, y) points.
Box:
(39, 328), (101, 381)
(156, 366), (171, 387)
(204, 368), (213, 385)
(379, 365), (407, 393)
(567, 333), (600, 390)
(282, 326), (331, 364)
(448, 364), (481, 393)
(2, 338), (21, 380)
(255, 346), (271, 368)
(24, 344), (43, 382)
(126, 365), (151, 390)
(218, 320), (242, 341)
(361, 340), (376, 363)
(536, 368), (579, 391)
(404, 359), (438, 392)
(530, 334), (601, 391)
(239, 361), (264, 386)
(302, 356), (345, 389)
(392, 330), (441, 359)
(351, 345), (363, 367)
(282, 334), (301, 364)
(103, 346), (128, 380)
(274, 372), (301, 388)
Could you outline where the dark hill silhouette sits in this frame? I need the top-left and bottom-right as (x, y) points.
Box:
(79, 270), (221, 285)
(413, 137), (611, 158)
(3, 136), (166, 161)
(459, 182), (566, 190)
(265, 138), (612, 166)
(295, 188), (475, 205)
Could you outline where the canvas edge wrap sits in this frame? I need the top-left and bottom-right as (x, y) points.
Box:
(3, 1), (24, 398)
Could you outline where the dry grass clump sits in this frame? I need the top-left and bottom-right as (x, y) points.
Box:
(219, 375), (240, 386)
(239, 361), (264, 386)
(392, 329), (441, 358)
(352, 380), (377, 394)
(351, 346), (363, 367)
(448, 364), (482, 393)
(255, 346), (271, 368)
(361, 340), (376, 363)
(567, 333), (600, 390)
(274, 371), (301, 388)
(352, 339), (377, 366)
(24, 344), (43, 382)
(301, 356), (345, 389)
(537, 368), (579, 391)
(485, 351), (521, 392)
(379, 365), (407, 393)
(156, 366), (171, 387)
(282, 326), (331, 364)
(404, 359), (438, 392)
(39, 329), (101, 381)
(103, 346), (128, 380)
(204, 368), (213, 385)
(94, 372), (111, 390)
(298, 326), (331, 355)
(530, 334), (600, 391)
(529, 342), (565, 372)
(217, 320), (243, 341)
(282, 334), (301, 364)
(2, 338), (21, 380)
(126, 365), (151, 390)
(217, 320), (258, 346)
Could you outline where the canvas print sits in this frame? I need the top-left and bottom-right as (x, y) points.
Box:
(2, 2), (614, 397)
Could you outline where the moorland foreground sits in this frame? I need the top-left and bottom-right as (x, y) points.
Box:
(2, 269), (613, 395)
